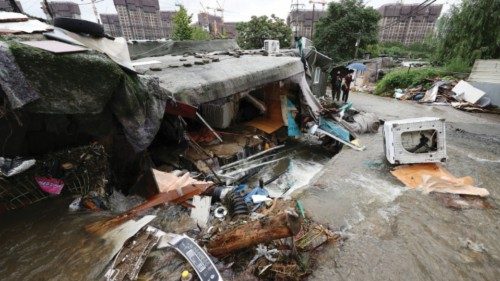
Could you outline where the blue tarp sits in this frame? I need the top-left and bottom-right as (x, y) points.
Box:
(286, 99), (301, 137)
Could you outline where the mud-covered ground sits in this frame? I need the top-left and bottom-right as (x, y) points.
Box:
(299, 92), (500, 281)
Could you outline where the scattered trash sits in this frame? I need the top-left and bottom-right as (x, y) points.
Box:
(420, 81), (447, 103)
(295, 224), (338, 251)
(214, 205), (228, 219)
(68, 197), (82, 211)
(452, 80), (486, 104)
(249, 244), (279, 265)
(394, 88), (404, 99)
(35, 177), (64, 195)
(391, 163), (489, 197)
(190, 195), (212, 228)
(459, 238), (487, 253)
(0, 157), (35, 177)
(180, 270), (193, 281)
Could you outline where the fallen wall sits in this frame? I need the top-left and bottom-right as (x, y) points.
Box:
(129, 39), (240, 60)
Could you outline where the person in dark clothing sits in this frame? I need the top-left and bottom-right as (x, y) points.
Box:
(330, 71), (342, 101)
(342, 71), (353, 102)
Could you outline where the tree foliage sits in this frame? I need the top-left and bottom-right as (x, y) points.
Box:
(236, 15), (292, 49)
(172, 5), (192, 41)
(191, 26), (211, 40)
(314, 0), (380, 62)
(433, 0), (500, 66)
(368, 41), (434, 59)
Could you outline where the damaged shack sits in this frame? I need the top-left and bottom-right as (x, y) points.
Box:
(0, 13), (375, 281)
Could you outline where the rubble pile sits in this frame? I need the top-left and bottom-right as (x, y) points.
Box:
(103, 176), (343, 281)
(394, 78), (498, 113)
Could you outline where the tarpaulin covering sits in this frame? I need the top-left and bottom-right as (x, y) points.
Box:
(0, 42), (39, 108)
(0, 39), (168, 151)
(111, 75), (168, 151)
(319, 117), (351, 143)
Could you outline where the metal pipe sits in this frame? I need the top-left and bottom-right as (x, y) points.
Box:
(219, 144), (285, 170)
(196, 112), (223, 143)
(241, 92), (267, 113)
(219, 157), (286, 177)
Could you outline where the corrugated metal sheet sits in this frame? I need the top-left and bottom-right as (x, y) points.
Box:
(468, 59), (500, 84)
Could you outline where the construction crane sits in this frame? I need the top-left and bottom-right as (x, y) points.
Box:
(200, 1), (225, 37)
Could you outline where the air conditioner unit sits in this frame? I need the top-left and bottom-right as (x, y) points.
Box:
(383, 117), (447, 164)
(263, 40), (280, 54)
(200, 98), (235, 129)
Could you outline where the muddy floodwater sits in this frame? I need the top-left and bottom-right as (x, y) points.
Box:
(0, 139), (331, 281)
(301, 93), (500, 281)
(0, 198), (114, 280)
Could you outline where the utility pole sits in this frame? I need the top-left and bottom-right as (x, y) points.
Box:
(290, 0), (304, 38)
(354, 34), (361, 59)
(43, 0), (53, 21)
(90, 0), (100, 24)
(309, 0), (325, 40)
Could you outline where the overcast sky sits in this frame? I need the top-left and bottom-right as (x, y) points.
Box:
(19, 0), (461, 23)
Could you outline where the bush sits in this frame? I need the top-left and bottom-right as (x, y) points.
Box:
(443, 58), (472, 74)
(375, 67), (447, 95)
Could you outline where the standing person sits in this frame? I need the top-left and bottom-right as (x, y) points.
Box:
(342, 71), (353, 103)
(330, 71), (342, 101)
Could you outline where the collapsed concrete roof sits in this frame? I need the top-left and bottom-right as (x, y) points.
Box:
(133, 53), (305, 105)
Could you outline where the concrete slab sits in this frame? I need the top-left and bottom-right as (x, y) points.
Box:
(133, 54), (304, 105)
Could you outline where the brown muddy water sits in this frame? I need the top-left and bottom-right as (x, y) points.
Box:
(301, 124), (500, 281)
(0, 139), (331, 281)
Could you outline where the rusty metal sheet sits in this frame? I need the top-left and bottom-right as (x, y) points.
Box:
(20, 40), (88, 54)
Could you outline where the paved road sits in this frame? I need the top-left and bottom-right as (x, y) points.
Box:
(299, 92), (500, 281)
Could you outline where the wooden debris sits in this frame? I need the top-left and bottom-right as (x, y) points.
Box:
(207, 210), (301, 257)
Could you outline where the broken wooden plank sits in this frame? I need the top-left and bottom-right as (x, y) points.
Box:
(207, 210), (301, 257)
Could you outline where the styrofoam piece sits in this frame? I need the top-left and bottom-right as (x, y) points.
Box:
(452, 80), (486, 104)
(0, 18), (52, 33)
(0, 11), (28, 21)
(190, 196), (212, 228)
(131, 60), (161, 66)
(383, 117), (447, 164)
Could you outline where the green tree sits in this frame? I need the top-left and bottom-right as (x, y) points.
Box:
(314, 0), (380, 62)
(433, 0), (500, 66)
(172, 5), (192, 40)
(236, 15), (292, 49)
(191, 26), (211, 40)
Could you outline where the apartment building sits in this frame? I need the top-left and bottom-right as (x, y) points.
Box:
(378, 3), (443, 45)
(159, 11), (175, 39)
(0, 0), (23, 12)
(42, 1), (81, 19)
(113, 0), (162, 40)
(287, 9), (326, 39)
(100, 14), (123, 37)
